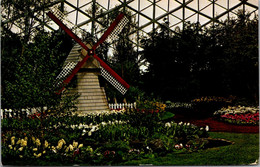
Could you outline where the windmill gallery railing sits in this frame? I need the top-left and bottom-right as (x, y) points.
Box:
(1, 103), (137, 119)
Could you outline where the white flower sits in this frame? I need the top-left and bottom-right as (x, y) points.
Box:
(18, 147), (23, 151)
(165, 122), (171, 127)
(205, 125), (209, 131)
(187, 123), (190, 126)
(178, 122), (183, 125)
(88, 131), (92, 136)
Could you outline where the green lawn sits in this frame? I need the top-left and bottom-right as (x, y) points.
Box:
(119, 132), (259, 166)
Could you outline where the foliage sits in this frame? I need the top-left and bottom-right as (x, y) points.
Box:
(2, 110), (209, 165)
(140, 13), (258, 103)
(1, 24), (80, 112)
(191, 96), (236, 115)
(136, 100), (167, 113)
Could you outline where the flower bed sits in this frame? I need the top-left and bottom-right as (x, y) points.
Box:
(214, 106), (259, 125)
(1, 103), (210, 165)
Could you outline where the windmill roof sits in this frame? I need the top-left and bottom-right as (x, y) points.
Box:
(63, 43), (82, 68)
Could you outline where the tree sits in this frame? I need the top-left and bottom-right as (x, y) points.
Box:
(140, 11), (258, 103)
(1, 28), (75, 109)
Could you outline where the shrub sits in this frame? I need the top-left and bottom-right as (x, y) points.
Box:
(191, 96), (236, 116)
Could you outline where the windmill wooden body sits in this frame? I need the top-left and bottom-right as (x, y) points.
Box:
(47, 6), (129, 114)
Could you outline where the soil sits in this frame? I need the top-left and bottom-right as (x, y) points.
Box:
(173, 114), (259, 133)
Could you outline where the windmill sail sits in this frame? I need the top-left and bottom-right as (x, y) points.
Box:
(100, 67), (128, 95)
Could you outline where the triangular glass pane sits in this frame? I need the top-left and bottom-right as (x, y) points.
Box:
(185, 8), (196, 19)
(140, 0), (153, 11)
(169, 0), (182, 10)
(168, 15), (181, 27)
(228, 0), (241, 8)
(200, 4), (213, 18)
(79, 0), (92, 7)
(138, 15), (151, 27)
(187, 0), (198, 10)
(186, 14), (197, 24)
(215, 0), (228, 9)
(247, 0), (258, 6)
(199, 0), (211, 10)
(156, 0), (169, 11)
(215, 5), (227, 17)
(199, 15), (211, 25)
(155, 5), (167, 18)
(128, 0), (138, 9)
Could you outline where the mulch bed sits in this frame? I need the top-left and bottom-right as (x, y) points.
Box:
(173, 114), (259, 133)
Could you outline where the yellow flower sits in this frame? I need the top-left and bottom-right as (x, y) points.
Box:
(8, 145), (13, 150)
(43, 150), (46, 154)
(58, 139), (66, 145)
(14, 147), (16, 151)
(44, 140), (49, 148)
(78, 144), (83, 149)
(69, 144), (74, 151)
(61, 139), (66, 145)
(18, 147), (23, 151)
(73, 141), (78, 148)
(11, 139), (15, 145)
(34, 153), (42, 158)
(21, 139), (27, 147)
(19, 155), (23, 158)
(65, 146), (69, 152)
(33, 148), (38, 151)
(16, 139), (21, 145)
(35, 139), (41, 146)
(32, 136), (35, 142)
(24, 137), (28, 141)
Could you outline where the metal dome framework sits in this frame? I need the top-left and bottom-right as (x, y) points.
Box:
(2, 0), (258, 49)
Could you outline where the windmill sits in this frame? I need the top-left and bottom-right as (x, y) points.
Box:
(47, 6), (130, 113)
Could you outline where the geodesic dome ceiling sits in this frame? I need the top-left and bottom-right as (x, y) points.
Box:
(2, 0), (258, 49)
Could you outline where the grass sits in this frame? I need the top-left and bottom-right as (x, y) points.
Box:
(119, 132), (259, 166)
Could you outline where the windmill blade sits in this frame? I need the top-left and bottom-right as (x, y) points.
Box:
(92, 13), (129, 50)
(47, 11), (90, 52)
(93, 54), (130, 95)
(47, 8), (93, 94)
